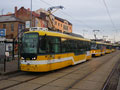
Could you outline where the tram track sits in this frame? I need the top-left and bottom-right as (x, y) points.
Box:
(0, 51), (118, 90)
(102, 58), (120, 90)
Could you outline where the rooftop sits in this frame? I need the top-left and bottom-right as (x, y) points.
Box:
(0, 15), (24, 23)
(54, 16), (72, 25)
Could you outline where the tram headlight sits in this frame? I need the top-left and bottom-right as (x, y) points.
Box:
(32, 57), (36, 60)
(21, 57), (24, 60)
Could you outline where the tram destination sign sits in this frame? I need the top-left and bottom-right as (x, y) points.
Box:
(0, 29), (6, 37)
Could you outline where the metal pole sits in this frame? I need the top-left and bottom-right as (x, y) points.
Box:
(12, 38), (14, 60)
(30, 0), (32, 27)
(18, 37), (20, 70)
(4, 58), (6, 72)
(4, 42), (6, 72)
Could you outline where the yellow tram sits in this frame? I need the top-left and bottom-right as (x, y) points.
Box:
(20, 28), (91, 72)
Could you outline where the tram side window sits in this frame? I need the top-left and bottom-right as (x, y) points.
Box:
(91, 43), (97, 50)
(61, 38), (68, 53)
(85, 41), (88, 51)
(77, 41), (85, 54)
(74, 40), (79, 54)
(82, 41), (86, 51)
(39, 36), (50, 54)
(97, 44), (101, 49)
(61, 38), (75, 53)
(84, 41), (87, 51)
(48, 37), (61, 53)
(68, 40), (76, 53)
(97, 44), (99, 49)
(68, 40), (78, 54)
(77, 41), (81, 54)
(61, 38), (86, 55)
(87, 42), (91, 51)
(39, 36), (61, 54)
(74, 40), (81, 55)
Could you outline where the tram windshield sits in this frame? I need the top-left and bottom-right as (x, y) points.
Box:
(106, 45), (112, 49)
(91, 43), (97, 49)
(21, 33), (38, 54)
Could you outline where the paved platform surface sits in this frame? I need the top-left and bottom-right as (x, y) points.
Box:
(0, 59), (19, 75)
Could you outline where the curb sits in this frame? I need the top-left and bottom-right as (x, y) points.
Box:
(0, 70), (20, 76)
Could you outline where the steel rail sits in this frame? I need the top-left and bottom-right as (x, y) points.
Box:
(102, 58), (120, 90)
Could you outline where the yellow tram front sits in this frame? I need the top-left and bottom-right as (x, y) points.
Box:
(20, 28), (91, 72)
(105, 43), (112, 54)
(91, 41), (105, 56)
(112, 44), (118, 52)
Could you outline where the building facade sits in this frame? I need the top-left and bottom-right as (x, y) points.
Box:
(0, 16), (24, 39)
(0, 7), (72, 39)
(14, 7), (48, 29)
(54, 16), (72, 33)
(35, 8), (72, 33)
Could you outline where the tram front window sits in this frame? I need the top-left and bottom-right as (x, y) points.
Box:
(106, 45), (110, 49)
(21, 33), (38, 54)
(91, 44), (97, 49)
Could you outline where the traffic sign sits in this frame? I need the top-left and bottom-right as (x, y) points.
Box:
(0, 29), (6, 37)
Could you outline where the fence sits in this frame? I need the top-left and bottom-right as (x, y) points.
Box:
(0, 39), (19, 74)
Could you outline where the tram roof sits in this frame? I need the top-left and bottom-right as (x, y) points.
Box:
(104, 43), (112, 45)
(91, 41), (111, 45)
(25, 30), (91, 42)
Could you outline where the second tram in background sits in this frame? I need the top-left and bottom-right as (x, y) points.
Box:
(91, 41), (106, 56)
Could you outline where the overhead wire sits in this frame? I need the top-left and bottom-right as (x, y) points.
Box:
(102, 0), (117, 33)
(102, 0), (118, 42)
(39, 0), (94, 30)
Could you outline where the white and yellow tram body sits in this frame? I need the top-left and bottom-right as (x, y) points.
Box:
(20, 30), (91, 72)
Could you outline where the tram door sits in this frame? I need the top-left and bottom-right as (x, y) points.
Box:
(47, 37), (61, 71)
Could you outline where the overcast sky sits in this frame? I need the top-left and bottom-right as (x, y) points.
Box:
(1, 0), (120, 42)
